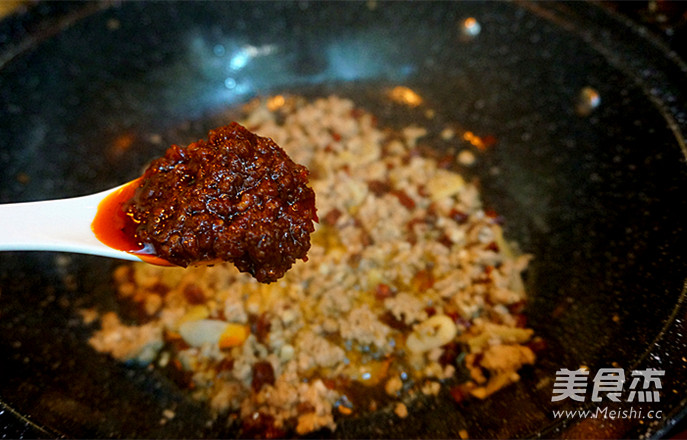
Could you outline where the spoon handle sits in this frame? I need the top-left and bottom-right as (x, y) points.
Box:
(0, 189), (141, 261)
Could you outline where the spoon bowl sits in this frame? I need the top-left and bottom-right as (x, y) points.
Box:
(0, 180), (150, 262)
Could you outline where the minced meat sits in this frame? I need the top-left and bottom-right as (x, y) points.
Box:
(123, 122), (317, 283)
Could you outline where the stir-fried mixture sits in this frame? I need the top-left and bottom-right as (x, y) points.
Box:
(85, 95), (536, 436)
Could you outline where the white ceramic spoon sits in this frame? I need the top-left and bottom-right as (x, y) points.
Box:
(0, 181), (149, 262)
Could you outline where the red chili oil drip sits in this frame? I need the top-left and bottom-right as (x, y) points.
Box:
(91, 177), (172, 266)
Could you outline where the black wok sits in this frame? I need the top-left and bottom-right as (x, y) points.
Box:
(1, 1), (686, 438)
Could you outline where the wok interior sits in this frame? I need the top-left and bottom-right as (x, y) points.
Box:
(1, 2), (686, 438)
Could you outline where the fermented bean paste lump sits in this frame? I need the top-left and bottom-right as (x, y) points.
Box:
(123, 122), (317, 283)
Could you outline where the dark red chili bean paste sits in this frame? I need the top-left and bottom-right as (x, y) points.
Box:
(123, 122), (317, 283)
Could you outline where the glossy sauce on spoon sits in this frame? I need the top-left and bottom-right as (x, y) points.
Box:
(91, 177), (173, 266)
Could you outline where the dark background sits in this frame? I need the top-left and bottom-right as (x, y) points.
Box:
(603, 2), (686, 436)
(603, 1), (687, 61)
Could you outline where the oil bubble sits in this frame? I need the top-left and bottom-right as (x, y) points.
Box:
(576, 86), (601, 116)
(460, 17), (481, 40)
(213, 44), (226, 57)
(224, 77), (237, 89)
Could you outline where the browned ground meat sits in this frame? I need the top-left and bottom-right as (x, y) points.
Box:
(123, 122), (317, 283)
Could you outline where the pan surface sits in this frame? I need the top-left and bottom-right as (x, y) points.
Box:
(1, 1), (686, 438)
